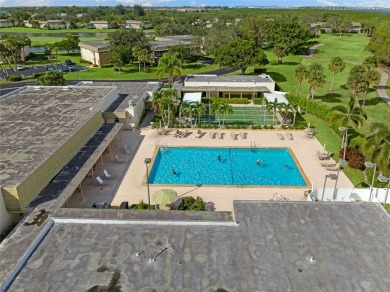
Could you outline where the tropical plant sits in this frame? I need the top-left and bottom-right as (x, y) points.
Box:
(210, 99), (222, 127)
(272, 44), (289, 64)
(156, 53), (183, 85)
(37, 71), (65, 86)
(362, 123), (390, 175)
(329, 96), (367, 129)
(294, 65), (307, 96)
(346, 65), (367, 107)
(266, 99), (282, 125)
(219, 102), (233, 127)
(193, 102), (206, 126)
(328, 57), (345, 92)
(306, 63), (326, 100)
(178, 196), (206, 211)
(362, 69), (380, 107)
(179, 101), (191, 125)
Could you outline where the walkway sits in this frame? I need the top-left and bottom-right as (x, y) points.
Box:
(376, 68), (390, 105)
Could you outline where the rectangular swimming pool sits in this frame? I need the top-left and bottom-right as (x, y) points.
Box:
(149, 147), (307, 186)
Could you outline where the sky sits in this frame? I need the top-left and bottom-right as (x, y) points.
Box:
(0, 0), (389, 8)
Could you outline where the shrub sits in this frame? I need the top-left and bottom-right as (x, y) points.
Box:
(79, 58), (91, 64)
(178, 196), (206, 211)
(269, 60), (279, 65)
(101, 64), (114, 68)
(349, 135), (368, 149)
(286, 93), (332, 119)
(253, 67), (267, 74)
(253, 98), (266, 105)
(340, 146), (365, 170)
(6, 75), (22, 82)
(33, 72), (45, 79)
(131, 199), (154, 210)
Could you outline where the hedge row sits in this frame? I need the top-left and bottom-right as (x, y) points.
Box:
(201, 97), (249, 104)
(286, 94), (332, 119)
(6, 75), (22, 82)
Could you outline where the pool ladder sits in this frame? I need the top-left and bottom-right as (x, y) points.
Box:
(250, 141), (257, 148)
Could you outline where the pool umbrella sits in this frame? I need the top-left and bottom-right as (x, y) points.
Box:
(153, 189), (178, 205)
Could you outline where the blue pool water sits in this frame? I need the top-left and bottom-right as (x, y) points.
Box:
(149, 147), (306, 186)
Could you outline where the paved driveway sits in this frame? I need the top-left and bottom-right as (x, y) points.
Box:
(0, 64), (87, 80)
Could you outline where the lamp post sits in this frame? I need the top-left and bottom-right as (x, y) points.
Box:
(364, 161), (377, 202)
(144, 158), (151, 206)
(321, 173), (337, 201)
(338, 126), (348, 164)
(378, 175), (390, 204)
(332, 159), (347, 200)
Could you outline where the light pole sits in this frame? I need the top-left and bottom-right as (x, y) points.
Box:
(378, 175), (390, 204)
(321, 173), (337, 201)
(364, 161), (377, 202)
(144, 158), (151, 206)
(338, 126), (348, 164)
(332, 159), (347, 200)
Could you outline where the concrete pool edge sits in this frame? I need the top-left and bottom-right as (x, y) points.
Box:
(143, 146), (310, 188)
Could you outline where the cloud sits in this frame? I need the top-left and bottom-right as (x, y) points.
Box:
(0, 0), (51, 6)
(316, 0), (339, 6)
(352, 0), (390, 7)
(116, 0), (173, 5)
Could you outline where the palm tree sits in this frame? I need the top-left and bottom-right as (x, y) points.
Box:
(272, 44), (288, 64)
(156, 53), (183, 85)
(294, 65), (307, 96)
(210, 99), (222, 127)
(179, 101), (191, 125)
(192, 102), (206, 126)
(220, 102), (233, 127)
(362, 123), (390, 176)
(266, 99), (282, 126)
(329, 96), (367, 129)
(132, 46), (142, 72)
(328, 57), (345, 92)
(152, 91), (165, 126)
(307, 63), (326, 100)
(279, 103), (295, 125)
(346, 65), (367, 107)
(362, 69), (380, 107)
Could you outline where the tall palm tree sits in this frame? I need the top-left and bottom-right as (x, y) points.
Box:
(346, 65), (367, 107)
(328, 56), (345, 92)
(210, 99), (222, 127)
(329, 96), (367, 129)
(220, 102), (233, 127)
(152, 91), (165, 126)
(179, 101), (191, 125)
(363, 123), (390, 176)
(294, 65), (307, 96)
(266, 99), (282, 126)
(193, 102), (206, 126)
(362, 69), (380, 107)
(307, 63), (326, 100)
(156, 53), (183, 85)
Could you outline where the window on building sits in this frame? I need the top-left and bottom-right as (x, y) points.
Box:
(114, 118), (120, 123)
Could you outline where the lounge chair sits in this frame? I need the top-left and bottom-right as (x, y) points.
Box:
(115, 154), (128, 162)
(123, 144), (132, 155)
(174, 130), (182, 137)
(209, 131), (215, 139)
(240, 132), (247, 139)
(103, 169), (112, 179)
(96, 176), (104, 185)
(320, 162), (336, 168)
(327, 164), (339, 171)
(194, 130), (202, 138)
(277, 133), (285, 140)
(231, 132), (237, 140)
(180, 130), (189, 138)
(286, 132), (294, 140)
(219, 132), (224, 139)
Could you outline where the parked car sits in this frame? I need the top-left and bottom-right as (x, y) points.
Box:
(16, 64), (26, 70)
(57, 65), (67, 73)
(64, 59), (74, 65)
(68, 66), (76, 72)
(45, 65), (54, 71)
(92, 201), (110, 209)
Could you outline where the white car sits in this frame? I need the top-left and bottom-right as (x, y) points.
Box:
(16, 64), (26, 70)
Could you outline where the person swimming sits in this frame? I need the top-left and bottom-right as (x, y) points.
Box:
(256, 159), (261, 165)
(170, 169), (177, 175)
(217, 155), (221, 161)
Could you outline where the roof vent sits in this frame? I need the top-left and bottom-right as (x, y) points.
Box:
(135, 252), (141, 257)
(62, 86), (70, 91)
(33, 86), (41, 90)
(307, 256), (316, 264)
(261, 74), (267, 78)
(148, 258), (155, 263)
(129, 100), (135, 107)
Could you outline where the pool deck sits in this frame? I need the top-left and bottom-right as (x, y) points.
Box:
(67, 127), (354, 211)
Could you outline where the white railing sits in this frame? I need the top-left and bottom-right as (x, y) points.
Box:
(308, 188), (389, 204)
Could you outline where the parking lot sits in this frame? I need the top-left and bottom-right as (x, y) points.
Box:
(0, 63), (87, 80)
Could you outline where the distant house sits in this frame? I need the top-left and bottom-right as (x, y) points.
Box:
(79, 41), (110, 67)
(350, 22), (362, 33)
(310, 22), (332, 34)
(76, 13), (84, 18)
(89, 21), (115, 29)
(38, 20), (70, 30)
(0, 19), (15, 28)
(125, 20), (142, 29)
(150, 35), (195, 61)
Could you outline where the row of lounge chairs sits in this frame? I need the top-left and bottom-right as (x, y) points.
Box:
(320, 161), (339, 171)
(95, 169), (115, 185)
(174, 129), (189, 138)
(231, 132), (247, 140)
(316, 150), (331, 161)
(277, 132), (294, 140)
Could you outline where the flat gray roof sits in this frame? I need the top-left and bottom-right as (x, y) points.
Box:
(0, 86), (116, 187)
(3, 202), (390, 291)
(182, 86), (270, 92)
(78, 41), (110, 51)
(186, 74), (275, 83)
(78, 81), (160, 112)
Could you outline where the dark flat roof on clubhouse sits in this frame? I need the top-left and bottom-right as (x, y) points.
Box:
(185, 74), (275, 83)
(4, 202), (390, 291)
(0, 86), (116, 187)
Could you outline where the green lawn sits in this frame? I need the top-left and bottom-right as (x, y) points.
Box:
(239, 34), (389, 136)
(303, 113), (367, 187)
(28, 36), (107, 47)
(0, 27), (116, 34)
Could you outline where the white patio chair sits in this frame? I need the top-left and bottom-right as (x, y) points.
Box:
(96, 176), (104, 185)
(103, 169), (111, 179)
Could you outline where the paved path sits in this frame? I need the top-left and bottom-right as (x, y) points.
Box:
(304, 43), (324, 58)
(376, 68), (390, 105)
